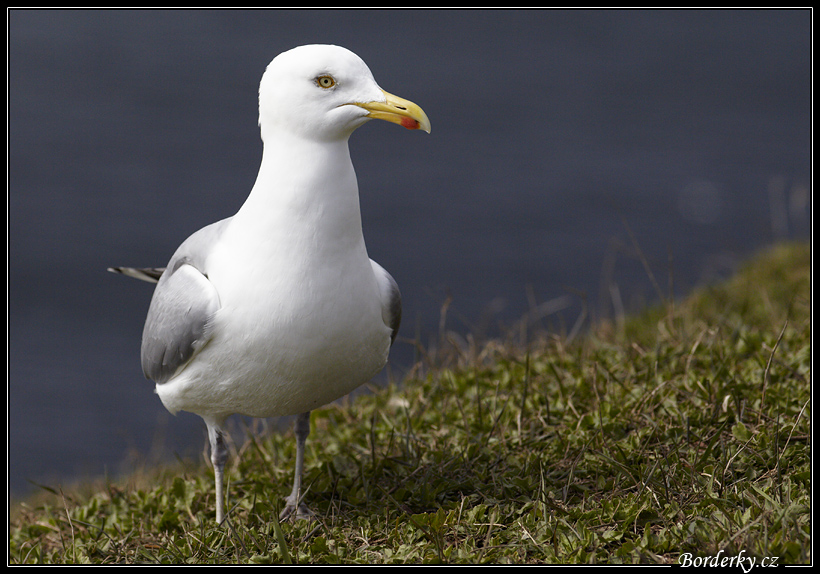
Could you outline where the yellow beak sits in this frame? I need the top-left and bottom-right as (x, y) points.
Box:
(355, 89), (431, 133)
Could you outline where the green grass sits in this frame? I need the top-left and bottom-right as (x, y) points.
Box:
(10, 242), (810, 564)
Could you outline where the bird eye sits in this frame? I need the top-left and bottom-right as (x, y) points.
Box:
(316, 75), (336, 89)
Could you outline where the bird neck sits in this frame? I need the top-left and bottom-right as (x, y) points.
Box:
(232, 133), (366, 254)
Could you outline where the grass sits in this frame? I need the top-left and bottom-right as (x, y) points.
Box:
(9, 242), (811, 564)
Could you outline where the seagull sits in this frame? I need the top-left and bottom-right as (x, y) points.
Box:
(109, 44), (429, 524)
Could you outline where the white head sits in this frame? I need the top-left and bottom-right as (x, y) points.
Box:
(258, 44), (430, 143)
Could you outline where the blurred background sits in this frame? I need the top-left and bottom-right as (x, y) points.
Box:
(9, 9), (811, 498)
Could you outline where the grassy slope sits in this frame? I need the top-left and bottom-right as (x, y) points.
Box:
(10, 242), (811, 564)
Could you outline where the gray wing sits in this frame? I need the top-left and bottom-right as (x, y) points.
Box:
(140, 218), (230, 383)
(370, 260), (401, 344)
(107, 266), (165, 283)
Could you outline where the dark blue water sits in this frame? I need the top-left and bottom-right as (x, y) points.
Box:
(9, 9), (811, 498)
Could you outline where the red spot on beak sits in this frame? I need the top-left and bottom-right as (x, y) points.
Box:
(400, 117), (419, 130)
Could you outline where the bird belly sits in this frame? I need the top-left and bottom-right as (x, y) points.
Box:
(155, 255), (391, 421)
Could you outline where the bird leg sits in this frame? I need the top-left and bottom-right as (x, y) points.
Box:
(207, 423), (229, 525)
(280, 411), (314, 520)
